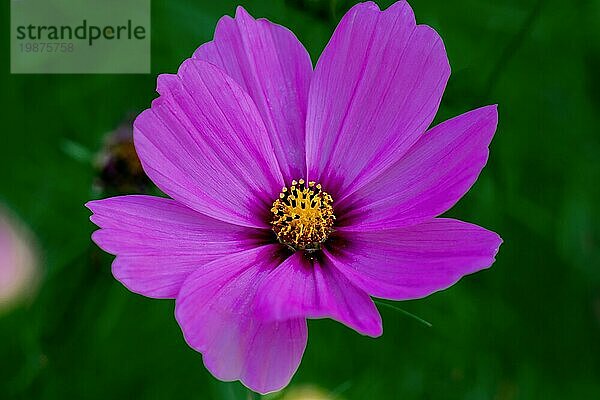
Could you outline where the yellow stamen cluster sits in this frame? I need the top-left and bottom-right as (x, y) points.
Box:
(271, 179), (335, 251)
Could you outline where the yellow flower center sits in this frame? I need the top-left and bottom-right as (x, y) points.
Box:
(271, 179), (335, 251)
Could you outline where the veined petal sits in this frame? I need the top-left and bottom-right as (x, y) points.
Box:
(305, 1), (450, 198)
(175, 245), (307, 394)
(194, 6), (313, 181)
(255, 251), (382, 337)
(338, 106), (498, 230)
(86, 195), (261, 299)
(134, 60), (284, 229)
(328, 218), (502, 301)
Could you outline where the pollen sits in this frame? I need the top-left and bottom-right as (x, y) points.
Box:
(271, 179), (335, 251)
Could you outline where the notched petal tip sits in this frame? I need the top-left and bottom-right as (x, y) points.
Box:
(85, 199), (114, 225)
(472, 104), (500, 143)
(84, 199), (104, 213)
(84, 201), (95, 214)
(234, 4), (253, 19)
(155, 73), (179, 97)
(89, 228), (111, 253)
(479, 103), (499, 119)
(352, 1), (381, 12)
(491, 232), (504, 258)
(154, 58), (216, 97)
(349, 1), (418, 25)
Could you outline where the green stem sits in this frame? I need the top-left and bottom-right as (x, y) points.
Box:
(374, 300), (433, 327)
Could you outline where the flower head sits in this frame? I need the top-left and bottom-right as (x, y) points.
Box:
(94, 114), (151, 193)
(87, 1), (502, 394)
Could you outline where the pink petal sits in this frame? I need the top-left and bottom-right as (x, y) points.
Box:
(305, 1), (450, 198)
(255, 252), (382, 337)
(328, 218), (502, 300)
(175, 245), (307, 394)
(134, 60), (284, 229)
(86, 196), (261, 299)
(194, 7), (312, 181)
(338, 106), (499, 230)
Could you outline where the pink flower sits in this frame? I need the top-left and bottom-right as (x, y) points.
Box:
(87, 1), (501, 394)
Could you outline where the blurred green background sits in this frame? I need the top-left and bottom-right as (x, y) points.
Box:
(1, 0), (599, 398)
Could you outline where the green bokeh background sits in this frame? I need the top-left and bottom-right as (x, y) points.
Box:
(1, 0), (599, 398)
